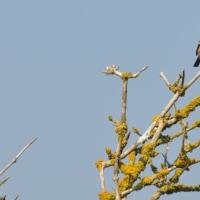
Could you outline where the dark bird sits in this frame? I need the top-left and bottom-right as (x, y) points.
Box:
(194, 41), (200, 67)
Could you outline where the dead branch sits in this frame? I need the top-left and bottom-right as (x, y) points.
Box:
(185, 69), (200, 89)
(13, 195), (19, 200)
(122, 69), (200, 159)
(103, 65), (149, 79)
(97, 67), (200, 200)
(99, 166), (106, 192)
(160, 72), (170, 88)
(133, 66), (149, 78)
(0, 138), (37, 177)
(0, 177), (9, 187)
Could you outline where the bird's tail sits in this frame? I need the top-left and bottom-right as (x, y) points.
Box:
(194, 57), (200, 67)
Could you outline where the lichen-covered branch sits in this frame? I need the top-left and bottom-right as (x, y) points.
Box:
(150, 184), (200, 200)
(103, 65), (148, 79)
(96, 67), (200, 200)
(122, 69), (200, 159)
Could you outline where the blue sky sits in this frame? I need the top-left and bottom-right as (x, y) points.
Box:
(0, 0), (200, 199)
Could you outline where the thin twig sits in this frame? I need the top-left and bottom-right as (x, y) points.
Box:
(161, 143), (170, 167)
(181, 70), (185, 87)
(151, 120), (165, 142)
(13, 195), (19, 200)
(185, 69), (200, 89)
(179, 120), (188, 152)
(0, 138), (37, 176)
(0, 177), (9, 187)
(133, 66), (149, 78)
(121, 79), (128, 122)
(160, 92), (180, 117)
(160, 72), (170, 88)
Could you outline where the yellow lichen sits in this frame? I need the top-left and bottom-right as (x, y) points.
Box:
(142, 176), (154, 185)
(120, 161), (145, 178)
(152, 114), (160, 122)
(169, 168), (184, 183)
(138, 168), (169, 187)
(99, 192), (115, 200)
(105, 147), (113, 159)
(158, 184), (200, 194)
(120, 162), (147, 190)
(174, 152), (188, 168)
(119, 143), (157, 183)
(118, 175), (134, 191)
(169, 84), (185, 96)
(141, 142), (157, 161)
(135, 167), (171, 190)
(128, 151), (136, 164)
(121, 72), (133, 79)
(175, 96), (200, 120)
(110, 158), (115, 165)
(114, 120), (128, 140)
(156, 168), (170, 179)
(105, 147), (112, 155)
(174, 152), (197, 169)
(184, 140), (200, 152)
(132, 127), (141, 135)
(119, 142), (158, 190)
(152, 113), (171, 125)
(95, 160), (104, 171)
(159, 184), (175, 193)
(191, 120), (200, 129)
(141, 143), (156, 154)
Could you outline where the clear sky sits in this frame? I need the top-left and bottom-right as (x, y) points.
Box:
(0, 0), (200, 199)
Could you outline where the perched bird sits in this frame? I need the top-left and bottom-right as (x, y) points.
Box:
(194, 41), (200, 67)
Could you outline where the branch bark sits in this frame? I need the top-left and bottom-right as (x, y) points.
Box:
(121, 69), (200, 159)
(0, 138), (37, 176)
(97, 68), (200, 200)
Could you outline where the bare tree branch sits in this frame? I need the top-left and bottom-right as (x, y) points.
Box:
(0, 177), (9, 187)
(151, 120), (165, 142)
(162, 143), (170, 167)
(121, 79), (128, 122)
(13, 195), (19, 200)
(160, 72), (170, 88)
(99, 166), (106, 192)
(133, 66), (149, 78)
(0, 138), (37, 177)
(185, 69), (200, 89)
(103, 65), (149, 79)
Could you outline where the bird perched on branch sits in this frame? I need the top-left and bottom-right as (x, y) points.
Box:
(194, 41), (200, 67)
